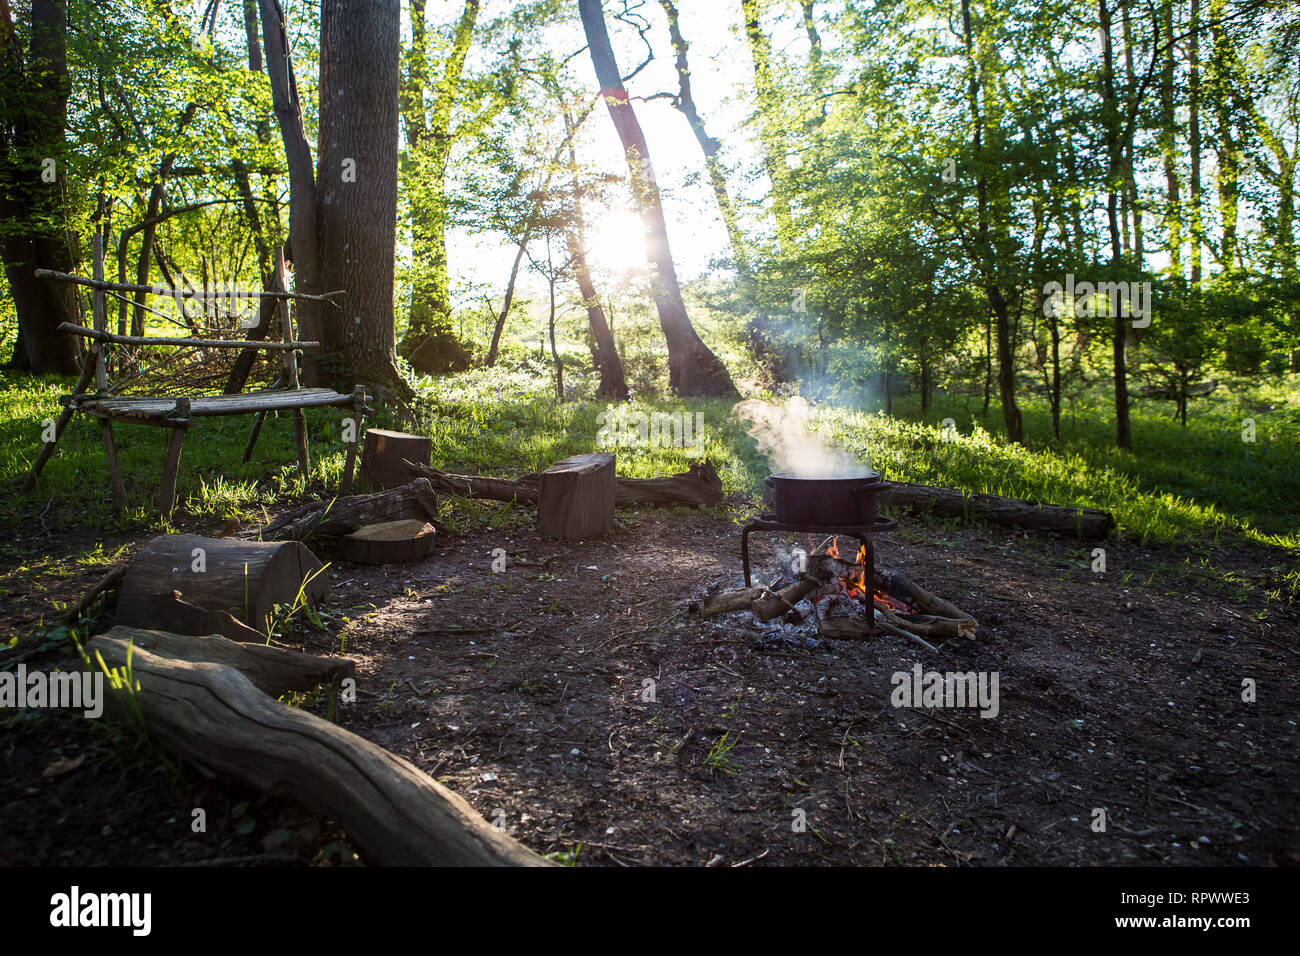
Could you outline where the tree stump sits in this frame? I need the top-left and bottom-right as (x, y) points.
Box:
(537, 452), (615, 540)
(115, 534), (328, 634)
(340, 519), (436, 565)
(361, 429), (432, 490)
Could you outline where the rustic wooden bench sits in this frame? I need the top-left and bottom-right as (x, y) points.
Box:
(21, 234), (370, 514)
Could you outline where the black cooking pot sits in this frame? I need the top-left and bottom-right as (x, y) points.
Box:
(765, 472), (889, 527)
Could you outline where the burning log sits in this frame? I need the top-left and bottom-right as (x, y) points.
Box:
(701, 586), (768, 617)
(883, 482), (1114, 539)
(403, 459), (724, 509)
(876, 569), (976, 637)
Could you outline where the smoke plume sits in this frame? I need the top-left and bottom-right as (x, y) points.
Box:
(733, 397), (871, 478)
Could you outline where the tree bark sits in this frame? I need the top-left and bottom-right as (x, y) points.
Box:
(316, 0), (407, 395)
(258, 0), (324, 383)
(0, 0), (81, 374)
(561, 108), (628, 399)
(1099, 0), (1132, 450)
(577, 0), (737, 397)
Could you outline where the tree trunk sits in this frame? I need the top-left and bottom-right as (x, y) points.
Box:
(659, 0), (783, 380)
(1100, 0), (1132, 450)
(316, 0), (405, 393)
(398, 0), (478, 375)
(1188, 0), (1204, 286)
(1159, 0), (1182, 279)
(561, 109), (627, 399)
(486, 234), (528, 367)
(258, 0), (324, 383)
(578, 0), (737, 398)
(0, 0), (81, 374)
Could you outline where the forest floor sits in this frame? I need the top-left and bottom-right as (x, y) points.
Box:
(3, 502), (1297, 867)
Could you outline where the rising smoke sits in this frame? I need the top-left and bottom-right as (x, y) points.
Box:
(733, 397), (871, 478)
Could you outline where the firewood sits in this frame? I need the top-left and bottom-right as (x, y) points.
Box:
(403, 459), (724, 509)
(752, 578), (823, 621)
(883, 482), (1114, 539)
(888, 611), (977, 640)
(877, 569), (976, 635)
(340, 519), (436, 565)
(701, 586), (767, 617)
(262, 477), (439, 541)
(360, 429), (432, 490)
(84, 640), (550, 866)
(115, 534), (327, 635)
(91, 626), (354, 697)
(818, 617), (873, 640)
(537, 453), (616, 540)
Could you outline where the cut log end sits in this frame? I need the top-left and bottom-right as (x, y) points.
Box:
(341, 519), (436, 565)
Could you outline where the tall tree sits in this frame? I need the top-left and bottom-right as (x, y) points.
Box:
(0, 0), (81, 373)
(1099, 0), (1132, 450)
(577, 0), (736, 397)
(317, 0), (403, 390)
(561, 106), (628, 399)
(399, 0), (478, 374)
(260, 0), (407, 395)
(740, 0), (794, 249)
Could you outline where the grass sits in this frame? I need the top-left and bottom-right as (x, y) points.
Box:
(3, 355), (1298, 553)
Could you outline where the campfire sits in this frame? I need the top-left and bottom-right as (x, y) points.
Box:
(702, 527), (977, 649)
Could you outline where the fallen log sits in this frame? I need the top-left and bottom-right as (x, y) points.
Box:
(66, 564), (128, 623)
(116, 535), (327, 635)
(403, 459), (724, 509)
(132, 590), (266, 642)
(882, 482), (1114, 539)
(262, 477), (439, 541)
(85, 640), (550, 866)
(91, 626), (354, 697)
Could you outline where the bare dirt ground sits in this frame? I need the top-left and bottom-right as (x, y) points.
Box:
(3, 503), (1298, 867)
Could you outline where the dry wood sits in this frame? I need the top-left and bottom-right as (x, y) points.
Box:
(877, 568), (976, 635)
(261, 478), (440, 541)
(701, 586), (767, 617)
(888, 611), (976, 640)
(340, 519), (436, 565)
(74, 387), (356, 427)
(361, 429), (432, 490)
(404, 459), (724, 509)
(59, 322), (319, 350)
(66, 564), (128, 623)
(752, 578), (823, 621)
(883, 482), (1114, 539)
(91, 626), (354, 697)
(126, 590), (266, 642)
(36, 268), (343, 302)
(818, 617), (873, 640)
(537, 453), (615, 540)
(116, 534), (327, 634)
(84, 640), (549, 866)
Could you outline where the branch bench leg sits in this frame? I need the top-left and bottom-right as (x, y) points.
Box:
(99, 419), (127, 508)
(292, 407), (310, 479)
(242, 410), (268, 463)
(21, 357), (96, 493)
(159, 397), (191, 516)
(341, 385), (365, 494)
